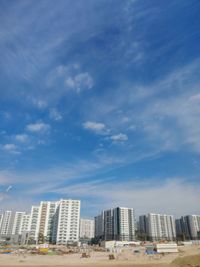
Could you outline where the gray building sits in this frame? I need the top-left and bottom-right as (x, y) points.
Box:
(176, 215), (200, 240)
(139, 213), (176, 241)
(95, 207), (135, 241)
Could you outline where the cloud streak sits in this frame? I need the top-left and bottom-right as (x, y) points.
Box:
(36, 178), (200, 218)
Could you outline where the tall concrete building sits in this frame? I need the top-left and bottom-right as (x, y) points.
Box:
(139, 213), (176, 241)
(29, 206), (40, 242)
(37, 201), (58, 243)
(28, 199), (80, 244)
(12, 212), (26, 235)
(79, 219), (94, 240)
(20, 214), (30, 234)
(94, 213), (104, 241)
(0, 211), (15, 236)
(53, 199), (81, 245)
(138, 215), (148, 240)
(0, 214), (3, 230)
(95, 207), (135, 241)
(176, 215), (200, 240)
(104, 209), (114, 240)
(113, 207), (135, 241)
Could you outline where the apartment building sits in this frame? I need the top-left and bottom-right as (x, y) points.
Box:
(12, 212), (26, 235)
(113, 207), (135, 241)
(29, 206), (40, 242)
(0, 211), (15, 236)
(79, 219), (94, 240)
(95, 207), (135, 241)
(139, 213), (176, 241)
(94, 213), (104, 241)
(28, 199), (81, 244)
(53, 199), (81, 245)
(0, 214), (3, 230)
(104, 209), (113, 240)
(20, 214), (30, 233)
(176, 215), (200, 240)
(37, 201), (58, 243)
(138, 215), (148, 239)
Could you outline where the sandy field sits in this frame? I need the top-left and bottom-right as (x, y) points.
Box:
(0, 245), (199, 267)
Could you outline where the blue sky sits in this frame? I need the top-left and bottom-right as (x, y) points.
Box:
(0, 0), (200, 218)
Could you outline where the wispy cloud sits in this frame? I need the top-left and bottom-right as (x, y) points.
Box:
(84, 59), (200, 154)
(0, 0), (200, 216)
(40, 178), (200, 218)
(82, 121), (106, 133)
(26, 122), (50, 133)
(47, 64), (94, 95)
(1, 144), (19, 154)
(32, 99), (48, 110)
(15, 134), (28, 143)
(65, 72), (93, 93)
(49, 108), (62, 121)
(110, 133), (128, 142)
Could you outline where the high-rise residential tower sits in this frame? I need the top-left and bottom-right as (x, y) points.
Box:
(12, 212), (26, 235)
(0, 211), (15, 236)
(37, 201), (58, 243)
(20, 214), (30, 234)
(79, 219), (94, 240)
(176, 215), (200, 240)
(113, 207), (135, 241)
(53, 199), (81, 244)
(29, 206), (40, 242)
(139, 213), (176, 241)
(94, 213), (104, 241)
(95, 207), (136, 241)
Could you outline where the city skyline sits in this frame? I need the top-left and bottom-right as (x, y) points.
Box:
(0, 1), (200, 217)
(1, 200), (199, 244)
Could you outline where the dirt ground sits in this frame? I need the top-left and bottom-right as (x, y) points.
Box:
(0, 245), (199, 267)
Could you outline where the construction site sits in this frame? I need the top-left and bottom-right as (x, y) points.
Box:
(0, 241), (199, 267)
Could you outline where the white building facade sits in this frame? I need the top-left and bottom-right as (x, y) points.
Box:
(176, 215), (200, 240)
(12, 212), (26, 235)
(147, 213), (176, 241)
(0, 211), (14, 235)
(79, 218), (94, 239)
(29, 206), (40, 242)
(113, 207), (135, 241)
(0, 214), (3, 230)
(54, 199), (80, 245)
(28, 199), (81, 244)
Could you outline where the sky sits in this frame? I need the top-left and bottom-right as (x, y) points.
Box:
(0, 0), (200, 218)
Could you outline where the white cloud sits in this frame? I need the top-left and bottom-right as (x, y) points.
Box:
(31, 99), (47, 109)
(15, 134), (28, 143)
(26, 122), (50, 133)
(53, 178), (200, 218)
(49, 108), (62, 121)
(110, 133), (128, 141)
(47, 65), (94, 95)
(84, 59), (200, 154)
(83, 121), (106, 132)
(65, 72), (93, 93)
(2, 144), (19, 154)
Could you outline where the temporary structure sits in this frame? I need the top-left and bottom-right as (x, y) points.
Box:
(156, 243), (178, 253)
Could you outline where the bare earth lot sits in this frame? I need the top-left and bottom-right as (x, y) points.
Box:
(0, 245), (199, 267)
